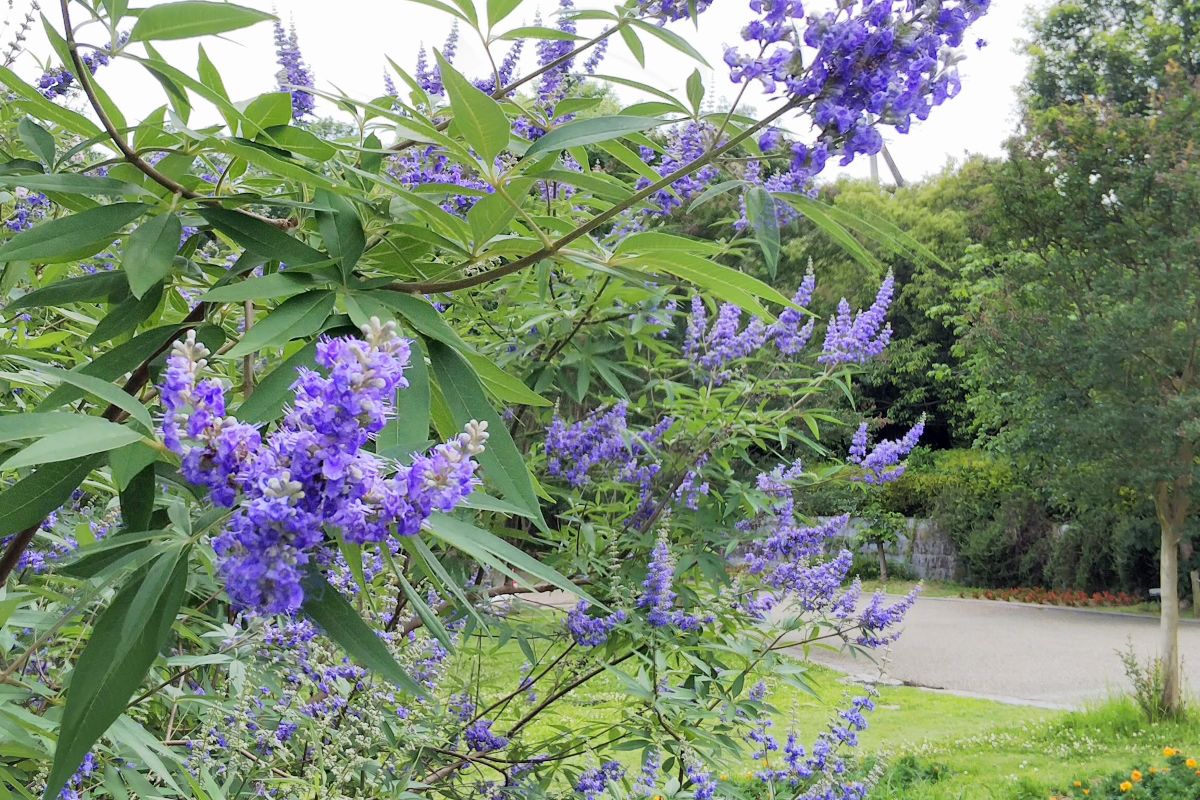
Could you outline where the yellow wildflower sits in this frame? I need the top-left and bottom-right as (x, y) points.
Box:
(1188, 758), (1197, 768)
(1073, 780), (1082, 787)
(719, 774), (728, 781)
(1083, 791), (1089, 796)
(1119, 781), (1133, 792)
(1164, 747), (1178, 757)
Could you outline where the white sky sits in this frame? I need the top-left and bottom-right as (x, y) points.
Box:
(7, 0), (1048, 182)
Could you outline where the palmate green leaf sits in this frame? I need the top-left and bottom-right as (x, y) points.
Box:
(427, 341), (547, 529)
(225, 290), (336, 358)
(42, 546), (190, 800)
(198, 207), (325, 266)
(299, 564), (424, 696)
(0, 455), (98, 537)
(0, 203), (151, 264)
(524, 115), (665, 158)
(129, 0), (274, 41)
(427, 513), (598, 604)
(3, 271), (127, 313)
(0, 173), (146, 197)
(745, 186), (780, 279)
(436, 51), (510, 164)
(123, 214), (182, 299)
(1, 423), (146, 470)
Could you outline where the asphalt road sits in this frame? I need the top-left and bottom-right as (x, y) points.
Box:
(800, 596), (1200, 708)
(522, 590), (1199, 708)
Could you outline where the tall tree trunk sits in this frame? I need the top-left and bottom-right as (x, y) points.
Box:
(1192, 570), (1200, 620)
(1154, 480), (1185, 717)
(877, 541), (889, 583)
(1159, 518), (1182, 715)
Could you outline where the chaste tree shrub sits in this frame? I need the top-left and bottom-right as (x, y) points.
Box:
(0, 0), (986, 797)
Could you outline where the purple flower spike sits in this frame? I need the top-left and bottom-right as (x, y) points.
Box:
(273, 20), (316, 119)
(819, 271), (895, 365)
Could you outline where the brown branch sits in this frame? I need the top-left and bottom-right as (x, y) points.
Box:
(383, 99), (799, 294)
(0, 302), (208, 586)
(388, 21), (627, 154)
(59, 0), (294, 230)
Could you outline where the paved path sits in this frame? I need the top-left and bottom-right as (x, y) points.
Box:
(523, 591), (1200, 708)
(799, 596), (1200, 708)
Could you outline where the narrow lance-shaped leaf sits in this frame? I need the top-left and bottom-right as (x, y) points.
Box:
(129, 1), (275, 42)
(124, 214), (182, 299)
(225, 290), (336, 359)
(0, 203), (151, 264)
(198, 207), (326, 267)
(299, 564), (425, 696)
(745, 186), (780, 279)
(1, 422), (146, 470)
(42, 546), (190, 800)
(524, 115), (665, 158)
(436, 51), (510, 164)
(18, 118), (55, 166)
(315, 190), (366, 278)
(0, 456), (100, 539)
(2, 271), (127, 314)
(378, 336), (431, 458)
(427, 341), (547, 529)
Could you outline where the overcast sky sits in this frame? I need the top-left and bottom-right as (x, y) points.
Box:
(7, 0), (1048, 183)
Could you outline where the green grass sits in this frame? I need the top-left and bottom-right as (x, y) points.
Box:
(866, 698), (1200, 799)
(456, 606), (1200, 799)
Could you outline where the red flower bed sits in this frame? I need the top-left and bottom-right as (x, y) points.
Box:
(959, 587), (1140, 608)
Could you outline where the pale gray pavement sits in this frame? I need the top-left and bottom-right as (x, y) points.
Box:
(522, 591), (1200, 709)
(792, 596), (1200, 708)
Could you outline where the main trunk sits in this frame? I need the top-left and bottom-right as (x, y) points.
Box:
(1158, 514), (1183, 716)
(1192, 569), (1200, 620)
(877, 541), (889, 582)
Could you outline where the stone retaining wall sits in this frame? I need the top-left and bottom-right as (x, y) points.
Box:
(826, 516), (963, 582)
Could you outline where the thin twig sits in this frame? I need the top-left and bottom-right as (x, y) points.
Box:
(383, 99), (799, 294)
(59, 0), (294, 229)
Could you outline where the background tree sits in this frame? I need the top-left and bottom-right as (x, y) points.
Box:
(961, 1), (1200, 713)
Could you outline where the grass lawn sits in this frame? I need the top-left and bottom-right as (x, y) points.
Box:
(462, 603), (1200, 799)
